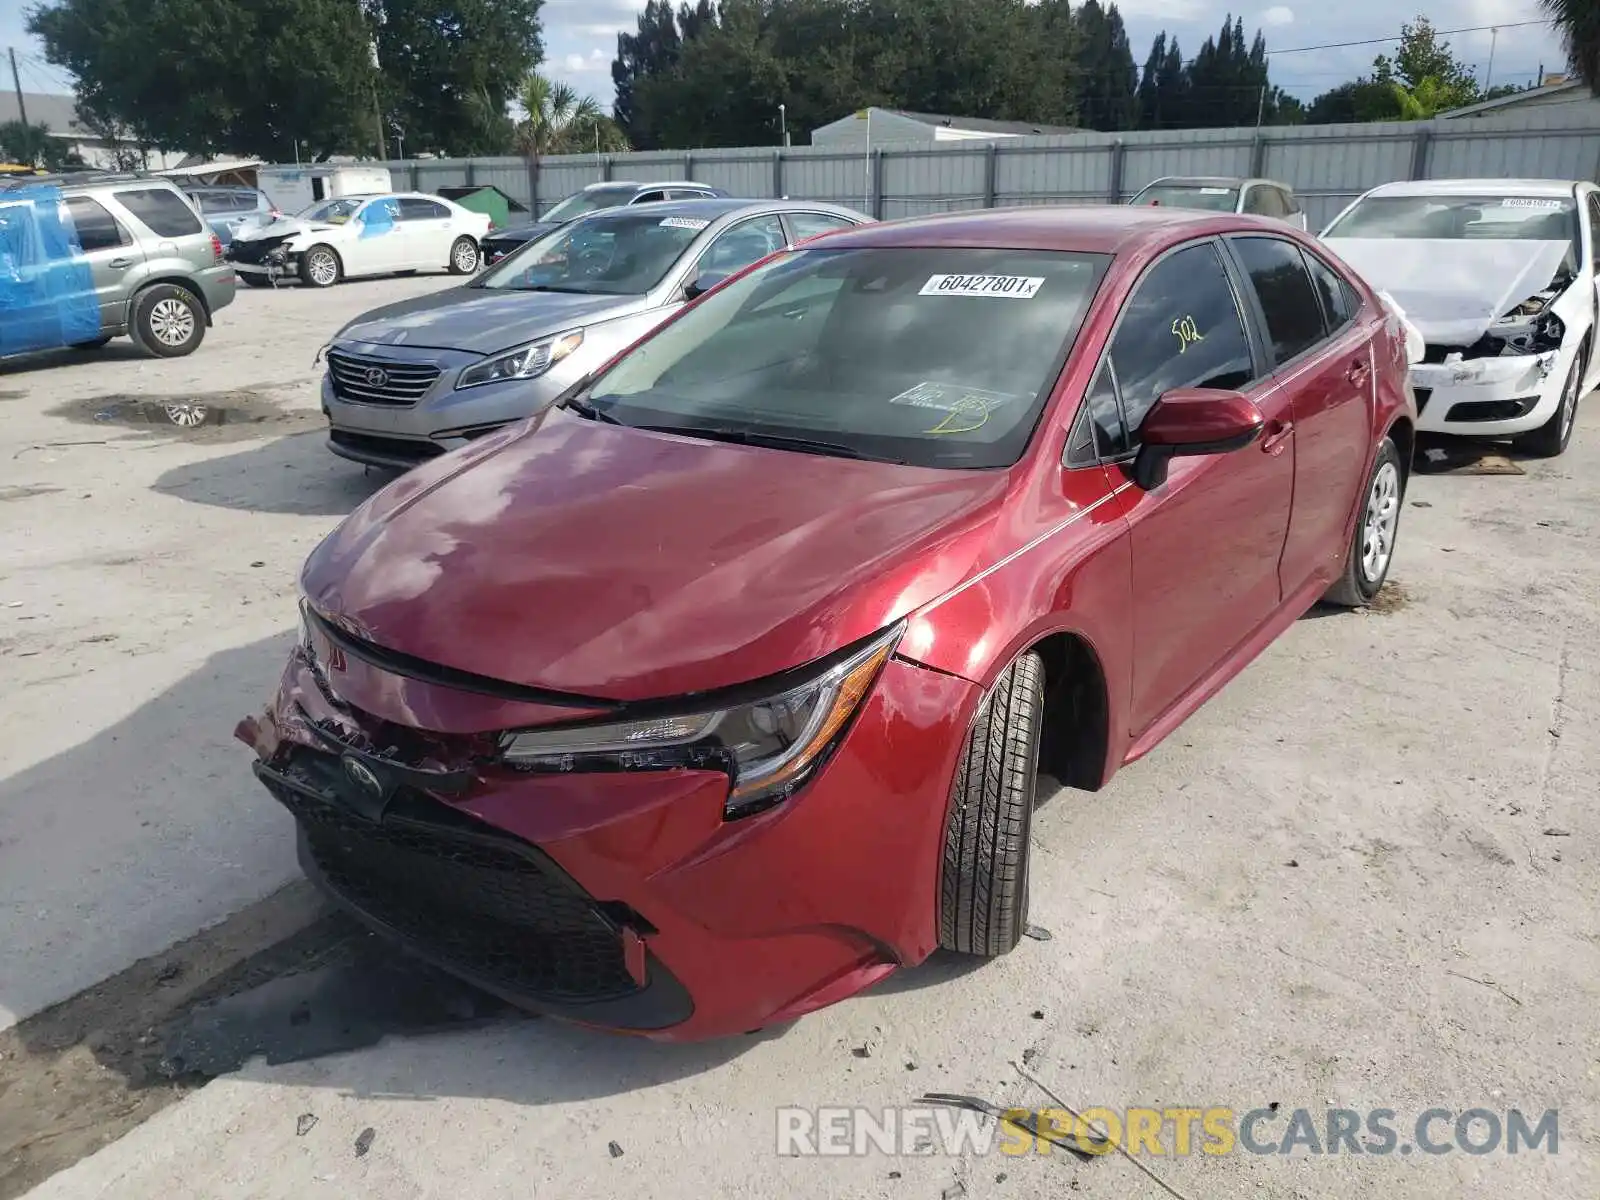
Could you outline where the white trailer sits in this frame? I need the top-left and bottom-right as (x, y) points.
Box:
(256, 165), (393, 216)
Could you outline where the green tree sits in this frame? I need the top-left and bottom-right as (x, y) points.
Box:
(515, 75), (629, 156)
(374, 0), (544, 156)
(28, 0), (383, 160)
(1539, 0), (1600, 93)
(1073, 0), (1139, 131)
(1305, 79), (1403, 123)
(0, 120), (82, 169)
(1372, 16), (1479, 109)
(613, 0), (686, 149)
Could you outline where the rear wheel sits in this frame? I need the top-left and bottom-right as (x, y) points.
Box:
(1323, 437), (1403, 608)
(130, 285), (205, 359)
(448, 236), (479, 275)
(937, 651), (1043, 958)
(299, 245), (342, 288)
(1514, 343), (1585, 458)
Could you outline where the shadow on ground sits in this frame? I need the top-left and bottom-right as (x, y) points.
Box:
(0, 340), (147, 377)
(151, 430), (395, 516)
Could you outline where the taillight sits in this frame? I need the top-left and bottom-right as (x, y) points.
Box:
(210, 233), (223, 263)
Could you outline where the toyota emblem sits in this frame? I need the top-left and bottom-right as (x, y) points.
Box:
(342, 755), (384, 797)
(364, 366), (390, 388)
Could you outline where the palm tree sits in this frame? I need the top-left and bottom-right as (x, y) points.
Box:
(515, 74), (630, 157)
(1540, 0), (1599, 93)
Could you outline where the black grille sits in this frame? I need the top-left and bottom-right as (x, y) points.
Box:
(1413, 387), (1432, 414)
(329, 428), (445, 466)
(262, 758), (640, 1004)
(328, 349), (442, 406)
(227, 237), (283, 267)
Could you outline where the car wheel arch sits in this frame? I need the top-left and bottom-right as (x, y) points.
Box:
(125, 276), (214, 327)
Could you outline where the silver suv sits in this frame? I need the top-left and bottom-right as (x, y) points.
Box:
(0, 172), (236, 360)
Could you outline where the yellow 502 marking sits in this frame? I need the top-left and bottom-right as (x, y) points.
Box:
(1172, 314), (1205, 353)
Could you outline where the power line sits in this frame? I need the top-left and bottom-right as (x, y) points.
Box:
(1267, 18), (1549, 57)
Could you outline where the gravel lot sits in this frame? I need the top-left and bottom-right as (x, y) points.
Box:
(1, 275), (1597, 1199)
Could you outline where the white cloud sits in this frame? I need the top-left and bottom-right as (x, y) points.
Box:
(562, 49), (609, 74)
(1262, 6), (1295, 26)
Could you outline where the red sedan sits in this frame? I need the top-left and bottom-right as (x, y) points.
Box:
(239, 206), (1415, 1041)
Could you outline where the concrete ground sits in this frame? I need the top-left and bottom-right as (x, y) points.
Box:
(2, 276), (1597, 1199)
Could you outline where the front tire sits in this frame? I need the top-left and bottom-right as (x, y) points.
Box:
(299, 244), (342, 288)
(938, 651), (1044, 958)
(448, 236), (479, 275)
(1323, 436), (1403, 607)
(130, 285), (205, 359)
(1514, 343), (1585, 458)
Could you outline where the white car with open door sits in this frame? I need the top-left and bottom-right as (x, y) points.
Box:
(226, 192), (492, 289)
(1322, 178), (1599, 457)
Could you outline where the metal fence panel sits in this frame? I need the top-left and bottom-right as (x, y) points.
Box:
(299, 108), (1600, 230)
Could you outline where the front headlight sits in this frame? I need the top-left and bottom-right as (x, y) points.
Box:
(501, 624), (902, 818)
(456, 330), (584, 390)
(1499, 289), (1560, 321)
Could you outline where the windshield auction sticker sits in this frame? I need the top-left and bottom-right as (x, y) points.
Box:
(1501, 198), (1564, 209)
(889, 381), (1019, 413)
(660, 217), (711, 230)
(919, 274), (1045, 299)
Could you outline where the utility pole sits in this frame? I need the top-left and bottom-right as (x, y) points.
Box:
(1484, 27), (1499, 93)
(374, 92), (386, 160)
(9, 48), (29, 127)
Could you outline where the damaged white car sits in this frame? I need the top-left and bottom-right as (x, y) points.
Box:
(1323, 178), (1598, 457)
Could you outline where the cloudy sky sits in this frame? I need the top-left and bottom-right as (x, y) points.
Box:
(3, 0), (1570, 120)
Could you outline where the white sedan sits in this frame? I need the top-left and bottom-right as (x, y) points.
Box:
(1322, 178), (1599, 457)
(227, 192), (492, 289)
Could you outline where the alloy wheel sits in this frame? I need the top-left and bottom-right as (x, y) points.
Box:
(309, 250), (338, 286)
(163, 403), (210, 428)
(1361, 461), (1401, 583)
(453, 241), (478, 271)
(1559, 357), (1580, 445)
(148, 298), (196, 348)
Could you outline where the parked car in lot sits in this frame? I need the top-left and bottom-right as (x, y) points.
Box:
(479, 180), (731, 265)
(226, 192), (491, 288)
(0, 171), (235, 360)
(240, 204), (1415, 1040)
(1129, 176), (1307, 230)
(1322, 178), (1597, 457)
(318, 198), (870, 468)
(185, 185), (279, 246)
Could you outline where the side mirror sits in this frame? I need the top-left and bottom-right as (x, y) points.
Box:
(1130, 387), (1264, 491)
(684, 269), (730, 302)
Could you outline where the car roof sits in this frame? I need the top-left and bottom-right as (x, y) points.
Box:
(584, 180), (721, 193)
(1363, 178), (1578, 199)
(578, 197), (855, 222)
(1142, 176), (1293, 190)
(807, 204), (1253, 256)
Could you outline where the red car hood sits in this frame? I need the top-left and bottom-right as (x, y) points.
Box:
(302, 409), (1010, 702)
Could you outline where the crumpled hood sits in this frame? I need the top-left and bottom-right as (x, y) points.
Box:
(301, 410), (1009, 703)
(1326, 238), (1572, 346)
(233, 215), (342, 244)
(336, 288), (647, 355)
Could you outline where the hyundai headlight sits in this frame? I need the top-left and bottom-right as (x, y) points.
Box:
(501, 624), (902, 818)
(456, 331), (584, 390)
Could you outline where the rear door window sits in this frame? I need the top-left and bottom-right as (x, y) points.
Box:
(1105, 241), (1258, 442)
(64, 196), (129, 252)
(1302, 248), (1353, 334)
(787, 212), (857, 241)
(1229, 235), (1328, 364)
(114, 188), (204, 237)
(632, 190), (669, 205)
(398, 197), (450, 221)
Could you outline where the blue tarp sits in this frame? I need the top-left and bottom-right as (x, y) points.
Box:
(360, 197), (399, 239)
(0, 184), (101, 357)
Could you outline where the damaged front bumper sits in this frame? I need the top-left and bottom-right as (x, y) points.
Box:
(1410, 347), (1566, 435)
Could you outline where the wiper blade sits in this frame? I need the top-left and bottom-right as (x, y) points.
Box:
(514, 284), (593, 294)
(564, 394), (623, 424)
(635, 424), (894, 462)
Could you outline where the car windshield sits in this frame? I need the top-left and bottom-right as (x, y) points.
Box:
(1132, 184), (1238, 212)
(300, 197), (368, 223)
(472, 208), (711, 296)
(1324, 194), (1579, 242)
(581, 246), (1111, 469)
(541, 185), (642, 225)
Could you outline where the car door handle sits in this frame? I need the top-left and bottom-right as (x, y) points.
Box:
(1261, 419), (1294, 455)
(1346, 359), (1370, 388)
(107, 258), (133, 269)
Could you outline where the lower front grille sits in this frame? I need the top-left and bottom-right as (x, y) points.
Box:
(261, 757), (641, 1005)
(329, 428), (445, 467)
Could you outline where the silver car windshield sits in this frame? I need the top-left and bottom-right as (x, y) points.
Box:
(1132, 184), (1238, 212)
(541, 185), (642, 225)
(473, 208), (712, 296)
(1325, 194), (1578, 242)
(581, 246), (1112, 469)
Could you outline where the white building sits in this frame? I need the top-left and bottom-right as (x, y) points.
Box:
(0, 90), (186, 170)
(810, 107), (1076, 149)
(1440, 77), (1600, 120)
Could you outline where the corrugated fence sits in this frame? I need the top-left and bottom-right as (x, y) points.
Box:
(362, 107), (1600, 232)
